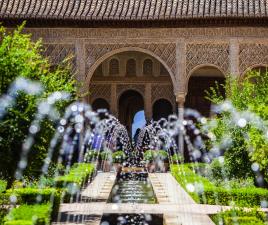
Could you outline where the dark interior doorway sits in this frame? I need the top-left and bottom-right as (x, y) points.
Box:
(92, 98), (110, 112)
(119, 90), (144, 136)
(185, 66), (226, 117)
(153, 99), (173, 121)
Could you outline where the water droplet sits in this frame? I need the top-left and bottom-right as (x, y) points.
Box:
(112, 204), (119, 210)
(237, 118), (247, 128)
(10, 195), (17, 203)
(19, 160), (27, 169)
(261, 200), (268, 208)
(75, 114), (84, 123)
(71, 105), (78, 112)
(186, 183), (195, 192)
(60, 119), (67, 126)
(57, 126), (65, 133)
(200, 117), (207, 124)
(251, 162), (259, 172)
(29, 125), (39, 134)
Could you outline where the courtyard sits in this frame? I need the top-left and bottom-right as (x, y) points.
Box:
(0, 0), (268, 225)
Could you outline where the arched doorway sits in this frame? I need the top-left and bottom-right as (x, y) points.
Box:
(185, 66), (225, 117)
(251, 66), (268, 74)
(132, 110), (146, 139)
(243, 66), (268, 83)
(92, 98), (110, 111)
(153, 99), (173, 121)
(88, 50), (176, 138)
(119, 90), (144, 136)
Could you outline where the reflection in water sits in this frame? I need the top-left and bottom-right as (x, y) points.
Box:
(109, 172), (156, 204)
(101, 214), (163, 225)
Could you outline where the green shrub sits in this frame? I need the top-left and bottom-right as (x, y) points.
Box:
(84, 150), (99, 162)
(210, 158), (226, 181)
(0, 208), (8, 225)
(171, 154), (184, 164)
(206, 71), (268, 180)
(54, 163), (94, 188)
(156, 150), (169, 162)
(112, 151), (126, 164)
(0, 180), (7, 193)
(6, 188), (60, 218)
(171, 164), (268, 207)
(4, 204), (51, 225)
(211, 208), (266, 225)
(143, 150), (156, 163)
(0, 24), (77, 184)
(4, 220), (33, 225)
(100, 151), (112, 161)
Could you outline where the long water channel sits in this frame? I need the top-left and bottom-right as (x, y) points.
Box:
(100, 171), (163, 225)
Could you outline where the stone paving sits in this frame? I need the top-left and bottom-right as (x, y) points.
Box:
(53, 172), (116, 225)
(149, 173), (215, 225)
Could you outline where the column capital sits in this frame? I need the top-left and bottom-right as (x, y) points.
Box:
(176, 92), (186, 106)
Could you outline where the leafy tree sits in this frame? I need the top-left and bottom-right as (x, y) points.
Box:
(206, 71), (268, 181)
(0, 24), (77, 184)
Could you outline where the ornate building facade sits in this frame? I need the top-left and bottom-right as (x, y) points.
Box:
(1, 0), (268, 133)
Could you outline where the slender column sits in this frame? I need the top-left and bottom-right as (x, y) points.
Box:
(176, 93), (186, 159)
(229, 39), (240, 77)
(176, 40), (187, 93)
(145, 83), (152, 121)
(75, 39), (88, 101)
(175, 40), (187, 159)
(111, 84), (117, 117)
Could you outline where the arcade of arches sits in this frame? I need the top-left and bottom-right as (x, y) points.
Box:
(23, 26), (268, 138)
(88, 51), (176, 134)
(88, 51), (228, 134)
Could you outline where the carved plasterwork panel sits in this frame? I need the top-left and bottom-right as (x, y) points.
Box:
(116, 84), (145, 98)
(88, 84), (111, 103)
(239, 43), (268, 73)
(186, 43), (229, 76)
(151, 84), (176, 109)
(85, 43), (176, 75)
(43, 44), (76, 71)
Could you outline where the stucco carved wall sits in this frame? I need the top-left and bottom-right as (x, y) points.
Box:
(31, 27), (268, 111)
(43, 44), (76, 71)
(186, 43), (229, 76)
(85, 43), (176, 75)
(88, 84), (111, 103)
(239, 43), (268, 74)
(116, 84), (145, 99)
(151, 84), (176, 108)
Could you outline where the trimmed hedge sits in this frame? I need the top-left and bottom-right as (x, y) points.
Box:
(211, 208), (266, 225)
(171, 164), (268, 207)
(0, 192), (16, 224)
(0, 180), (7, 193)
(6, 188), (60, 218)
(4, 204), (51, 225)
(112, 151), (126, 164)
(54, 163), (94, 188)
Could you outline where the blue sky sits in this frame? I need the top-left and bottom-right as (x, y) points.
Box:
(132, 110), (146, 138)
